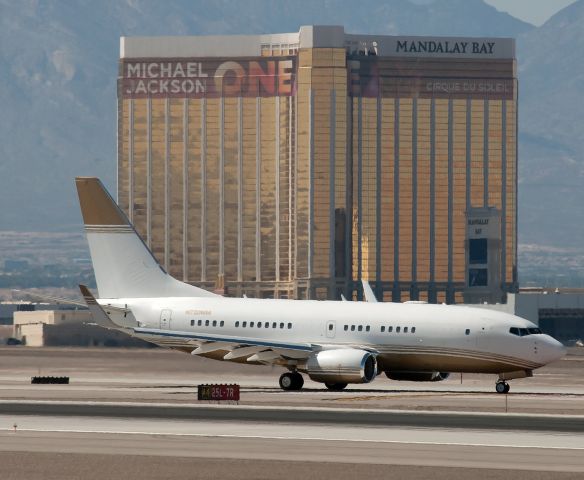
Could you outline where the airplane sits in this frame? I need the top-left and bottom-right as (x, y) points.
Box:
(74, 177), (566, 394)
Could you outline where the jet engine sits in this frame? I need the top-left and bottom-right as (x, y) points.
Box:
(303, 349), (377, 384)
(385, 371), (450, 382)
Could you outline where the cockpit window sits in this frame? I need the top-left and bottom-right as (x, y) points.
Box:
(510, 327), (542, 337)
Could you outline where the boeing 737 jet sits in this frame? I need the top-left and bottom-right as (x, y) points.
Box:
(74, 177), (565, 394)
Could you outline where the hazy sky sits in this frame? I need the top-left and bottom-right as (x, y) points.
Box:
(484, 0), (578, 26)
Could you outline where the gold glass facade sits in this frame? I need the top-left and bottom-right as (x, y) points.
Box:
(118, 29), (517, 302)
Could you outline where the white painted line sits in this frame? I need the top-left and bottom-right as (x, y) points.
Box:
(4, 428), (584, 451)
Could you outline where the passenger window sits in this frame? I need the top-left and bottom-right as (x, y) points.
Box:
(465, 329), (470, 335)
(411, 327), (416, 333)
(287, 323), (292, 329)
(328, 324), (333, 331)
(212, 320), (217, 327)
(280, 322), (284, 329)
(250, 322), (254, 327)
(344, 325), (349, 331)
(220, 321), (224, 327)
(242, 321), (247, 327)
(396, 326), (401, 333)
(381, 326), (385, 333)
(190, 320), (194, 326)
(205, 320), (209, 327)
(258, 322), (262, 328)
(404, 327), (408, 333)
(365, 326), (370, 332)
(351, 325), (355, 331)
(388, 326), (393, 333)
(198, 320), (202, 326)
(235, 321), (240, 327)
(272, 322), (277, 328)
(358, 325), (363, 332)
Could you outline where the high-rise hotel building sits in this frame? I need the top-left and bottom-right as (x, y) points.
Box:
(117, 26), (517, 303)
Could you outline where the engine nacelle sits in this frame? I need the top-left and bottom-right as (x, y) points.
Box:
(385, 371), (450, 382)
(304, 349), (377, 384)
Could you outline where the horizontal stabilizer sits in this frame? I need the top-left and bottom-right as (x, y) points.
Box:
(12, 289), (86, 308)
(79, 284), (125, 330)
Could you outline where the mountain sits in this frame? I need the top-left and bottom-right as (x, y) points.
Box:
(0, 0), (532, 233)
(516, 0), (584, 248)
(5, 0), (584, 266)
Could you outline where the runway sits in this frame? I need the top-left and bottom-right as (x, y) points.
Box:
(2, 400), (584, 432)
(2, 347), (584, 478)
(1, 414), (583, 479)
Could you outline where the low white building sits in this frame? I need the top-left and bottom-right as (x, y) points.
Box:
(13, 310), (148, 347)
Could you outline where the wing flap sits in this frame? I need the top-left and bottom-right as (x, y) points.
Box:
(133, 327), (314, 361)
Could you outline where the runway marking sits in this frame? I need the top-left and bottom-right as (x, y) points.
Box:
(3, 428), (584, 451)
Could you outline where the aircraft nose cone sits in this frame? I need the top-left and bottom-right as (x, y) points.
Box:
(542, 336), (567, 363)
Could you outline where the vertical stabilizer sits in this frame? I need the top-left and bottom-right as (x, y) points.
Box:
(76, 177), (217, 299)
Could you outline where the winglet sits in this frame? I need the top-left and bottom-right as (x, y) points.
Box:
(79, 284), (123, 330)
(361, 280), (378, 303)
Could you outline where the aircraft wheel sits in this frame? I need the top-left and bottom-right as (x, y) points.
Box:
(495, 381), (509, 394)
(279, 372), (303, 391)
(325, 382), (348, 391)
(291, 372), (304, 390)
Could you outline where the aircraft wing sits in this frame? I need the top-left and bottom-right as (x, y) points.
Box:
(132, 326), (315, 361)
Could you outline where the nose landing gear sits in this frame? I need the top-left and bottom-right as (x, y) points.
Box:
(495, 380), (510, 394)
(279, 371), (304, 391)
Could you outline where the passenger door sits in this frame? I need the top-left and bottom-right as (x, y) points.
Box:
(160, 309), (172, 330)
(326, 321), (336, 339)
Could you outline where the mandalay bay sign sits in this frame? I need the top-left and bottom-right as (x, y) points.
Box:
(119, 58), (296, 98)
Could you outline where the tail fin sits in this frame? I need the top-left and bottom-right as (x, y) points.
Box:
(75, 177), (217, 299)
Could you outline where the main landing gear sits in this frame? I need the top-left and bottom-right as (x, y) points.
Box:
(495, 380), (510, 394)
(279, 371), (304, 391)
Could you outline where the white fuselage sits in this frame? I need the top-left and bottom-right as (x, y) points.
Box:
(102, 296), (565, 375)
